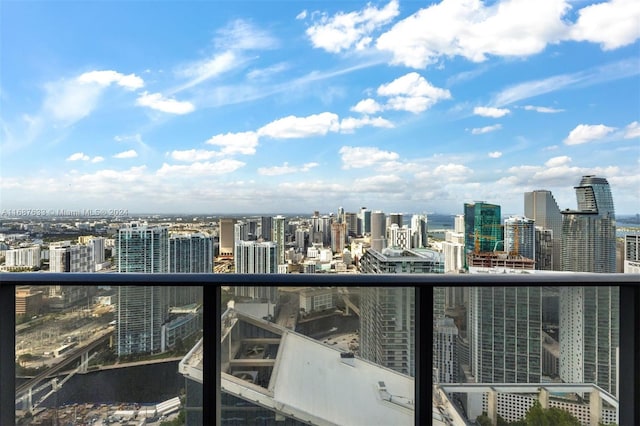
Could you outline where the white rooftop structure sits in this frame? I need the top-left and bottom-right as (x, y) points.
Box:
(221, 308), (415, 426)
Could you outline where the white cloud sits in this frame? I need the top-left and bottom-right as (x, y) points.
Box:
(77, 70), (144, 90)
(214, 19), (278, 51)
(258, 113), (339, 139)
(305, 0), (399, 53)
(258, 162), (319, 176)
(113, 149), (138, 159)
(488, 151), (502, 158)
(376, 72), (451, 113)
(473, 106), (510, 118)
(376, 0), (569, 68)
(91, 156), (104, 163)
(156, 159), (245, 177)
(471, 124), (502, 135)
(351, 98), (383, 114)
(493, 58), (640, 106)
(136, 92), (195, 114)
(545, 155), (571, 168)
(523, 105), (564, 113)
(432, 163), (473, 182)
(339, 116), (394, 133)
(296, 10), (307, 20)
(570, 0), (640, 50)
(67, 152), (90, 161)
(564, 124), (616, 145)
(170, 149), (222, 162)
(339, 146), (399, 169)
(246, 62), (289, 81)
(205, 131), (259, 155)
(624, 121), (640, 139)
(175, 51), (241, 92)
(353, 174), (404, 192)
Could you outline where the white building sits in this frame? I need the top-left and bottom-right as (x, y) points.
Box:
(624, 234), (640, 273)
(299, 287), (336, 313)
(49, 242), (94, 272)
(388, 224), (411, 250)
(442, 241), (464, 273)
(5, 246), (41, 268)
(234, 240), (278, 273)
(504, 216), (536, 260)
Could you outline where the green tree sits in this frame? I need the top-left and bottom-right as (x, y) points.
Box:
(525, 400), (581, 426)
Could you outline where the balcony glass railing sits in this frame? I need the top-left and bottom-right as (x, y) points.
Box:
(1, 273), (638, 425)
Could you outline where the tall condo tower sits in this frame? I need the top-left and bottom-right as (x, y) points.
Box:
(115, 223), (168, 273)
(272, 215), (286, 265)
(169, 233), (213, 273)
(524, 190), (563, 270)
(468, 287), (542, 383)
(359, 287), (415, 377)
(116, 286), (168, 356)
(561, 175), (616, 273)
(464, 202), (503, 255)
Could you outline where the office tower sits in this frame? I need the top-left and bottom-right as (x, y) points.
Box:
(434, 287), (446, 319)
(234, 240), (278, 273)
(89, 237), (105, 265)
(468, 287), (542, 383)
(330, 222), (346, 253)
(344, 212), (358, 237)
(464, 202), (503, 255)
(388, 224), (411, 249)
(389, 213), (403, 228)
(525, 190), (563, 270)
(433, 317), (459, 383)
(260, 216), (272, 241)
(359, 207), (371, 235)
(443, 241), (464, 273)
(337, 206), (344, 223)
(411, 214), (428, 248)
(169, 234), (213, 273)
(561, 176), (616, 273)
(504, 216), (536, 259)
(360, 287), (415, 376)
(116, 286), (168, 356)
(272, 215), (286, 265)
(115, 223), (169, 273)
(219, 218), (237, 257)
(454, 214), (465, 233)
(559, 287), (619, 396)
(371, 210), (387, 251)
(534, 227), (554, 270)
(234, 221), (249, 243)
(49, 242), (94, 272)
(232, 286), (278, 304)
(624, 234), (640, 273)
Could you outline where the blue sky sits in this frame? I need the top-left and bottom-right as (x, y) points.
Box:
(1, 0), (639, 215)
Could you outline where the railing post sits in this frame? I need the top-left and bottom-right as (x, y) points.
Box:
(0, 284), (15, 426)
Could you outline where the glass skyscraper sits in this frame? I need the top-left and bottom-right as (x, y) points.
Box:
(561, 175), (616, 273)
(116, 286), (168, 356)
(169, 233), (213, 273)
(464, 202), (503, 255)
(115, 223), (169, 273)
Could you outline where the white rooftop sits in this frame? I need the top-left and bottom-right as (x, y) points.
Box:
(221, 309), (415, 426)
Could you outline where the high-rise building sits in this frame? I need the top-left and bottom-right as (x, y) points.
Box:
(559, 287), (619, 396)
(330, 222), (346, 253)
(116, 286), (168, 356)
(443, 241), (464, 273)
(169, 234), (213, 273)
(89, 237), (106, 265)
(388, 213), (403, 228)
(272, 215), (286, 265)
(49, 242), (94, 273)
(433, 317), (459, 384)
(5, 246), (41, 268)
(534, 227), (554, 270)
(359, 207), (371, 235)
(234, 221), (249, 244)
(454, 214), (465, 234)
(344, 212), (358, 237)
(468, 287), (542, 383)
(371, 210), (387, 252)
(464, 202), (503, 255)
(411, 214), (428, 249)
(234, 240), (278, 273)
(504, 216), (535, 260)
(232, 286), (278, 304)
(260, 216), (272, 241)
(524, 190), (562, 270)
(388, 224), (411, 250)
(624, 234), (640, 273)
(561, 176), (616, 273)
(360, 287), (415, 376)
(115, 223), (168, 273)
(219, 218), (237, 257)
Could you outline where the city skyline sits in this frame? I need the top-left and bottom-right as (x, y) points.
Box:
(1, 1), (639, 215)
